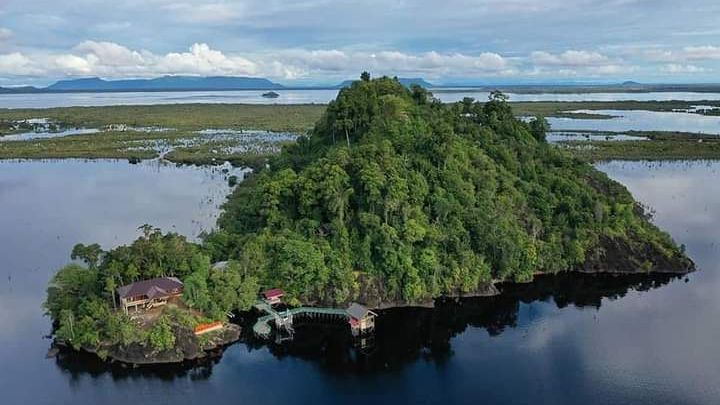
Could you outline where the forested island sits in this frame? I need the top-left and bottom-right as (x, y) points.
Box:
(45, 227), (248, 364)
(45, 75), (694, 364)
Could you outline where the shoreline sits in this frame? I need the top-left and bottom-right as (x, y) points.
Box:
(46, 266), (696, 369)
(48, 260), (694, 367)
(50, 323), (241, 366)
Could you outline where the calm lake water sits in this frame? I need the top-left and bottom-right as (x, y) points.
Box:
(3, 89), (720, 108)
(548, 110), (720, 134)
(1, 158), (720, 404)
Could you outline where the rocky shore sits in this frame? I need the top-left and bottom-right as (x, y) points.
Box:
(578, 234), (695, 274)
(53, 324), (241, 366)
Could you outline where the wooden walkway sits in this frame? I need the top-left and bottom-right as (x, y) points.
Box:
(253, 302), (350, 339)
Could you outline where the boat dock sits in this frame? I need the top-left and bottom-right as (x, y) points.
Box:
(252, 289), (377, 341)
(252, 302), (350, 338)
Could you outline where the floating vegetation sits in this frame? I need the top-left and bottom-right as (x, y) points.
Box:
(117, 129), (299, 158)
(0, 118), (101, 141)
(4, 102), (720, 165)
(672, 105), (720, 115)
(162, 129), (299, 167)
(103, 124), (175, 132)
(559, 132), (720, 161)
(1, 119), (176, 142)
(547, 131), (648, 143)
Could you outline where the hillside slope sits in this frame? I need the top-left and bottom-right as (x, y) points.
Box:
(208, 75), (693, 306)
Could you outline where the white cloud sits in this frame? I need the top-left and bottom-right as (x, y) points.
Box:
(5, 42), (260, 78)
(530, 50), (611, 66)
(0, 42), (514, 80)
(265, 49), (512, 79)
(0, 40), (710, 82)
(0, 52), (42, 75)
(276, 49), (351, 73)
(662, 64), (709, 74)
(683, 46), (720, 60)
(54, 54), (93, 74)
(642, 49), (676, 62)
(74, 40), (146, 66)
(3, 0), (720, 85)
(155, 43), (258, 75)
(586, 64), (636, 75)
(526, 49), (635, 77)
(378, 51), (510, 73)
(644, 45), (720, 62)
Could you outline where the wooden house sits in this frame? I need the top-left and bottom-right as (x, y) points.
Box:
(346, 303), (377, 336)
(262, 288), (285, 306)
(116, 277), (184, 315)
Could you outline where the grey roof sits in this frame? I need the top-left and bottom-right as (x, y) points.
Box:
(346, 303), (372, 320)
(117, 277), (183, 299)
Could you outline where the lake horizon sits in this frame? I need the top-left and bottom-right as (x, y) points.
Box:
(6, 89), (720, 109)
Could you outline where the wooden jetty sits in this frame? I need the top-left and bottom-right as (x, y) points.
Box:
(252, 298), (376, 341)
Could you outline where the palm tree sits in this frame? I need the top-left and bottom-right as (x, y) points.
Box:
(329, 187), (354, 224)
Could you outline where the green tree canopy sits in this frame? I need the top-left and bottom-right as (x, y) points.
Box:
(212, 76), (690, 306)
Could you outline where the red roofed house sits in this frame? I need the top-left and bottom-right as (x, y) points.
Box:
(116, 277), (184, 315)
(262, 288), (285, 306)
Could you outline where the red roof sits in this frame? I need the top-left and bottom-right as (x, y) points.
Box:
(263, 288), (285, 299)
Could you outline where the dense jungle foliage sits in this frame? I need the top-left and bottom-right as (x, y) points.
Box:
(206, 75), (688, 305)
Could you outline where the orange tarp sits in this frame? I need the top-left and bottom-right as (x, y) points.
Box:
(194, 321), (223, 335)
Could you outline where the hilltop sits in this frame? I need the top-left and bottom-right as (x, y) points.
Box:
(337, 77), (433, 89)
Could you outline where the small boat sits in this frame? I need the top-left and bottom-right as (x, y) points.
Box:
(262, 91), (280, 99)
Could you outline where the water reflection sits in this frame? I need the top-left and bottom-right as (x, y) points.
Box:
(54, 346), (223, 382)
(50, 272), (680, 379)
(258, 273), (681, 374)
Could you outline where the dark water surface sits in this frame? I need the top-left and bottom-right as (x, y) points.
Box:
(1, 159), (720, 404)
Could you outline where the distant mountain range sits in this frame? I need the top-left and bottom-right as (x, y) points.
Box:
(0, 75), (435, 94)
(0, 76), (285, 93)
(49, 76), (285, 92)
(2, 76), (720, 94)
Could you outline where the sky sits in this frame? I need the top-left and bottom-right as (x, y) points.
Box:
(1, 0), (720, 86)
